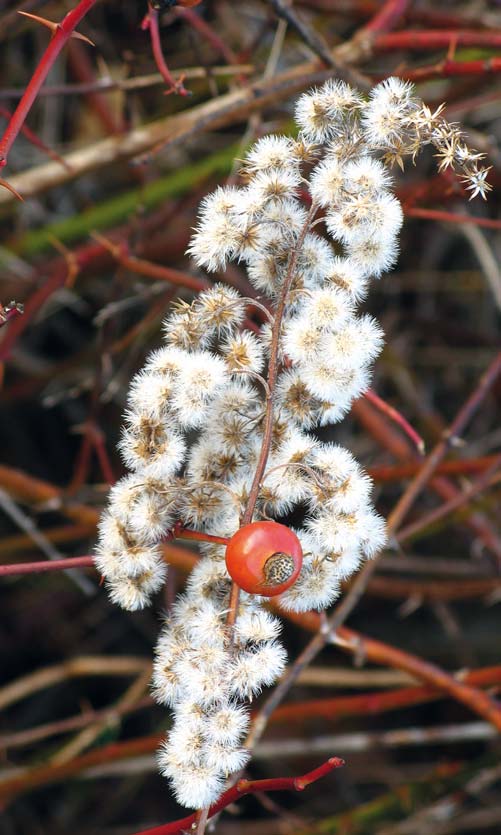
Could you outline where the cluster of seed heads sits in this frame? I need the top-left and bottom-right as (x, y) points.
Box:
(95, 77), (489, 810)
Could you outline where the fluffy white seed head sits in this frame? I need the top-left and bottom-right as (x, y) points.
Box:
(234, 608), (282, 646)
(264, 430), (317, 505)
(171, 352), (228, 428)
(347, 233), (400, 278)
(279, 554), (341, 612)
(275, 368), (325, 429)
(301, 353), (371, 404)
(143, 345), (186, 376)
(307, 507), (386, 559)
(187, 201), (243, 272)
(321, 314), (384, 368)
(162, 301), (209, 350)
(186, 558), (230, 598)
(221, 330), (265, 375)
(295, 234), (337, 290)
(309, 155), (345, 207)
(105, 560), (166, 611)
(203, 702), (250, 746)
(282, 315), (325, 364)
(301, 286), (354, 332)
(174, 654), (229, 707)
(246, 168), (301, 206)
(152, 651), (183, 707)
(295, 79), (363, 143)
(229, 642), (287, 700)
(127, 370), (176, 423)
(324, 257), (368, 301)
(326, 192), (402, 247)
(243, 135), (298, 174)
(169, 764), (224, 810)
(344, 155), (393, 195)
(118, 420), (187, 479)
(362, 77), (417, 149)
(194, 284), (247, 337)
(261, 198), (309, 239)
(203, 742), (250, 775)
(185, 601), (228, 648)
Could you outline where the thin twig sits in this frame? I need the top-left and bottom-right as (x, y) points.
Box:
(0, 65), (255, 100)
(143, 6), (189, 96)
(365, 388), (425, 455)
(397, 458), (501, 544)
(406, 207), (501, 230)
(51, 669), (151, 765)
(129, 757), (345, 835)
(0, 489), (94, 594)
(0, 656), (150, 712)
(387, 351), (501, 534)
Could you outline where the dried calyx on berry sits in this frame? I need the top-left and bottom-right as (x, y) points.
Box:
(94, 78), (490, 811)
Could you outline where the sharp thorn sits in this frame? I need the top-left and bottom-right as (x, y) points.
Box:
(18, 11), (58, 33)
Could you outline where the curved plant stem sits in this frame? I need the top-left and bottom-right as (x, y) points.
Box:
(130, 757), (345, 835)
(143, 6), (189, 96)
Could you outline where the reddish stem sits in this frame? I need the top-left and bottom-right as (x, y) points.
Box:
(375, 29), (501, 52)
(281, 609), (501, 734)
(369, 455), (501, 483)
(400, 56), (501, 81)
(131, 757), (344, 835)
(0, 250), (84, 362)
(298, 0), (491, 31)
(364, 388), (425, 455)
(0, 527), (228, 578)
(172, 524), (229, 546)
(0, 0), (100, 170)
(406, 207), (501, 230)
(367, 575), (501, 602)
(241, 206), (317, 528)
(361, 0), (409, 35)
(397, 459), (501, 544)
(68, 420), (116, 491)
(337, 625), (501, 733)
(225, 205), (317, 631)
(93, 233), (210, 292)
(272, 666), (501, 725)
(143, 7), (189, 97)
(0, 556), (94, 577)
(0, 233), (205, 363)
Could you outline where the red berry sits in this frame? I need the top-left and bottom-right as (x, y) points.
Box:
(225, 521), (303, 597)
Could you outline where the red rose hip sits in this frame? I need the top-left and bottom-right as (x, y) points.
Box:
(225, 521), (303, 596)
